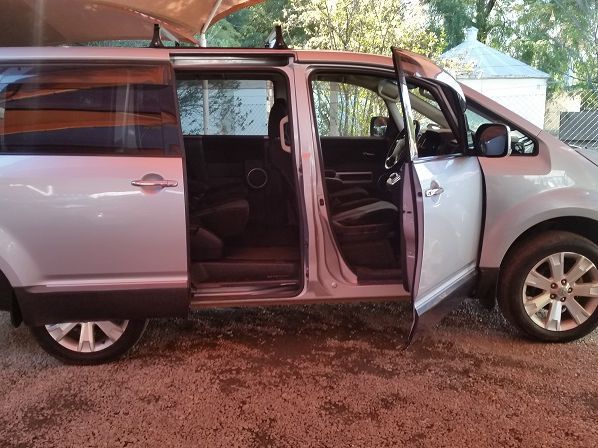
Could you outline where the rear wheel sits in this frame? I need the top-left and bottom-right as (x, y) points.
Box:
(498, 231), (598, 342)
(31, 319), (147, 365)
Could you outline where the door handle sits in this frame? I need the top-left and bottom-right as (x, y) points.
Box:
(362, 151), (376, 158)
(424, 186), (444, 197)
(131, 179), (178, 188)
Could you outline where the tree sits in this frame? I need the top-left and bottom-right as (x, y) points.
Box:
(207, 1), (447, 137)
(285, 0), (444, 57)
(207, 0), (299, 47)
(425, 0), (500, 48)
(425, 0), (597, 96)
(493, 0), (598, 91)
(208, 0), (444, 58)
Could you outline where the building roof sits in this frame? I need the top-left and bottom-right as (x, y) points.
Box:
(440, 27), (549, 79)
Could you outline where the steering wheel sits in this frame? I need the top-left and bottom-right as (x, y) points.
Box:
(383, 119), (420, 169)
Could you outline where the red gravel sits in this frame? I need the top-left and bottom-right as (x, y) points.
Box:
(0, 299), (596, 447)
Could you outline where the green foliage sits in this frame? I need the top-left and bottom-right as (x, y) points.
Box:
(286, 0), (445, 57)
(427, 0), (597, 97)
(312, 80), (388, 136)
(206, 19), (242, 47)
(426, 0), (500, 48)
(497, 1), (598, 93)
(207, 0), (298, 47)
(208, 0), (445, 58)
(91, 0), (597, 109)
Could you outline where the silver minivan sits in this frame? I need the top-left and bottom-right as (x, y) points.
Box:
(0, 42), (597, 364)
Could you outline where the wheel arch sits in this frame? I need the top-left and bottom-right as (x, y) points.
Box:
(476, 216), (598, 308)
(501, 216), (598, 266)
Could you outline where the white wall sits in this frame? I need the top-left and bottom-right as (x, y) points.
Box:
(459, 77), (548, 129)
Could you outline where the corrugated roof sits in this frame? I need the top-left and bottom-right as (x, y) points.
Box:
(439, 27), (549, 79)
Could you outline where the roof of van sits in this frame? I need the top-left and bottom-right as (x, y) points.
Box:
(0, 46), (394, 68)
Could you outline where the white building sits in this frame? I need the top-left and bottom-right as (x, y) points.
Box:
(439, 27), (549, 129)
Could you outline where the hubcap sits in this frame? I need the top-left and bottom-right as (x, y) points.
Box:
(45, 320), (129, 353)
(522, 252), (598, 331)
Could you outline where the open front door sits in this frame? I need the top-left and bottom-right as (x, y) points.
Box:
(391, 48), (484, 343)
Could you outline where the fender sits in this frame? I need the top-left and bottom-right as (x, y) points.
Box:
(479, 129), (598, 269)
(480, 187), (598, 268)
(0, 226), (41, 288)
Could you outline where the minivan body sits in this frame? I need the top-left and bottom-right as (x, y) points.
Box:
(1, 46), (597, 364)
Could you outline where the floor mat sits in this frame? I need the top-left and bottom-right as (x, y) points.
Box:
(225, 245), (300, 261)
(230, 226), (299, 247)
(192, 260), (299, 283)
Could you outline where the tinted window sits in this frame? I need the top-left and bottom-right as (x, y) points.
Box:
(177, 79), (273, 136)
(0, 64), (180, 155)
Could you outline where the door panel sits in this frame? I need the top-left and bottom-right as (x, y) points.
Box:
(412, 156), (483, 313)
(0, 155), (188, 289)
(401, 156), (483, 344)
(321, 136), (388, 189)
(399, 162), (423, 296)
(392, 47), (483, 341)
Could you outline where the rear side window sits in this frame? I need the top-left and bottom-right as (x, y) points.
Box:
(0, 64), (180, 156)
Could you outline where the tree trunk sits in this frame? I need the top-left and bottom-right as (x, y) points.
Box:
(475, 0), (497, 43)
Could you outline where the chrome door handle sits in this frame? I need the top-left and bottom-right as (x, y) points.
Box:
(425, 186), (444, 197)
(362, 151), (376, 158)
(131, 179), (178, 188)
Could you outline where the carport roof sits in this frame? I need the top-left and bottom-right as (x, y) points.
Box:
(0, 0), (264, 46)
(439, 27), (549, 80)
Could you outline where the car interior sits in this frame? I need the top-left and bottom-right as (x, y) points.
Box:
(176, 73), (302, 295)
(311, 73), (460, 283)
(176, 70), (460, 290)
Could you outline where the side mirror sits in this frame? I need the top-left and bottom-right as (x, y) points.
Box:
(474, 123), (511, 157)
(370, 116), (388, 137)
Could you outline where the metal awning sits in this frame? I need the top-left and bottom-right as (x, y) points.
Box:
(0, 0), (264, 46)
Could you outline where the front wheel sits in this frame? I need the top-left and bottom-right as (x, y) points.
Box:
(31, 319), (147, 365)
(498, 231), (598, 342)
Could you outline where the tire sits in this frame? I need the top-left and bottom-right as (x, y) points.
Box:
(498, 231), (598, 342)
(31, 319), (147, 365)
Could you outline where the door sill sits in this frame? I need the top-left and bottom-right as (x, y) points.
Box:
(190, 280), (300, 306)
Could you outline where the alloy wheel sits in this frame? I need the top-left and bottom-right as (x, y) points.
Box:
(45, 320), (130, 353)
(522, 252), (598, 331)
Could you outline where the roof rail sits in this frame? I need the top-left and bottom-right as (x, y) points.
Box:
(265, 25), (288, 49)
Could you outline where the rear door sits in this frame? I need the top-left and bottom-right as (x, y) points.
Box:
(0, 62), (189, 323)
(391, 49), (484, 342)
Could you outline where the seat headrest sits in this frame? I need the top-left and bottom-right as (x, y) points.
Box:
(268, 98), (288, 138)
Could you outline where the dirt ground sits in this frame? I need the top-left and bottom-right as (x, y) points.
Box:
(0, 299), (597, 448)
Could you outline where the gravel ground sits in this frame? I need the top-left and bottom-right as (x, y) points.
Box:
(0, 299), (597, 448)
